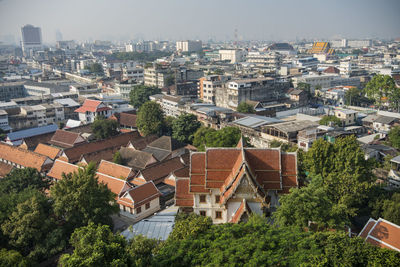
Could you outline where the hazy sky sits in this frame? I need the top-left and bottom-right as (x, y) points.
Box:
(0, 0), (399, 43)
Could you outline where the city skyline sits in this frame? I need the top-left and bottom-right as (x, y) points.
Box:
(0, 0), (399, 44)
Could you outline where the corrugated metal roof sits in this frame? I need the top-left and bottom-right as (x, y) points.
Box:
(7, 124), (58, 143)
(233, 116), (281, 129)
(121, 207), (177, 241)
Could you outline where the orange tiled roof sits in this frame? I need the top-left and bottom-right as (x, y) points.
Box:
(98, 160), (134, 180)
(230, 199), (251, 223)
(49, 130), (86, 148)
(47, 159), (80, 180)
(359, 218), (400, 252)
(125, 181), (160, 207)
(75, 99), (111, 113)
(96, 172), (132, 196)
(136, 156), (186, 185)
(34, 143), (61, 160)
(0, 142), (52, 172)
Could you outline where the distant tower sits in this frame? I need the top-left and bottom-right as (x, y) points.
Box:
(234, 28), (238, 47)
(21, 24), (42, 55)
(56, 30), (63, 42)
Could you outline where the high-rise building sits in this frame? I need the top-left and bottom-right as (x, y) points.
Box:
(21, 24), (42, 54)
(176, 40), (202, 52)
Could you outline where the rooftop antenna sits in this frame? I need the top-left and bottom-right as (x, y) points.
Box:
(234, 28), (238, 48)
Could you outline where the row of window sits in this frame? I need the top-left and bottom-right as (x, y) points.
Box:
(199, 194), (220, 204)
(199, 210), (222, 219)
(122, 202), (151, 215)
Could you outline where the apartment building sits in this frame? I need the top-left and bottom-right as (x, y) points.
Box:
(144, 67), (174, 88)
(176, 40), (202, 52)
(219, 49), (245, 63)
(199, 75), (229, 104)
(246, 52), (281, 71)
(216, 77), (289, 109)
(0, 82), (27, 101)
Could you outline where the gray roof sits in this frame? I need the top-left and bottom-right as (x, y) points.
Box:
(391, 155), (400, 164)
(121, 207), (177, 241)
(362, 114), (379, 123)
(265, 120), (319, 133)
(54, 98), (80, 107)
(7, 124), (58, 142)
(233, 115), (281, 129)
(374, 115), (398, 125)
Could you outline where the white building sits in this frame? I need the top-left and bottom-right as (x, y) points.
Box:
(219, 49), (245, 63)
(176, 40), (202, 52)
(74, 99), (112, 123)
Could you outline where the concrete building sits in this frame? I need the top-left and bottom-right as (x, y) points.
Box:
(144, 67), (174, 88)
(219, 49), (245, 63)
(74, 99), (112, 123)
(216, 77), (289, 109)
(246, 52), (281, 71)
(199, 75), (229, 104)
(0, 82), (27, 101)
(21, 24), (42, 55)
(176, 40), (202, 52)
(334, 109), (358, 126)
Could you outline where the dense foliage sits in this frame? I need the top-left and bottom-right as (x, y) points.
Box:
(172, 113), (201, 144)
(193, 126), (243, 151)
(236, 102), (255, 113)
(136, 101), (165, 136)
(388, 126), (400, 149)
(51, 163), (119, 233)
(91, 116), (119, 140)
(319, 115), (342, 127)
(269, 139), (298, 152)
(84, 63), (104, 74)
(365, 74), (400, 110)
(344, 87), (373, 106)
(129, 85), (161, 109)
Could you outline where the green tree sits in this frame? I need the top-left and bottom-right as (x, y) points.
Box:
(172, 113), (201, 144)
(59, 223), (128, 267)
(136, 101), (165, 136)
(1, 194), (66, 262)
(91, 116), (119, 140)
(297, 82), (312, 98)
(126, 235), (159, 267)
(388, 126), (400, 149)
(344, 87), (373, 106)
(0, 168), (50, 194)
(269, 140), (298, 152)
(129, 85), (161, 109)
(380, 193), (400, 225)
(165, 75), (175, 86)
(237, 102), (255, 113)
(113, 151), (123, 165)
(274, 175), (350, 228)
(319, 115), (342, 127)
(365, 74), (399, 110)
(85, 63), (104, 74)
(162, 116), (175, 136)
(0, 249), (28, 267)
(51, 163), (119, 233)
(192, 126), (242, 151)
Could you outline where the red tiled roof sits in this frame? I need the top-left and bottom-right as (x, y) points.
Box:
(119, 113), (137, 128)
(126, 181), (160, 207)
(62, 131), (140, 163)
(98, 160), (134, 180)
(136, 156), (186, 185)
(0, 143), (52, 172)
(34, 143), (61, 160)
(49, 130), (86, 148)
(175, 178), (194, 207)
(74, 99), (111, 113)
(359, 218), (400, 252)
(175, 145), (298, 212)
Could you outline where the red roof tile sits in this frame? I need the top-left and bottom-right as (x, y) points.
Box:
(75, 99), (111, 113)
(47, 159), (80, 180)
(359, 218), (400, 252)
(125, 181), (160, 207)
(49, 130), (87, 148)
(98, 160), (134, 180)
(34, 143), (61, 160)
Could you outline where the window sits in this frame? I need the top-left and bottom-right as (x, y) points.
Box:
(215, 211), (222, 219)
(199, 195), (206, 203)
(136, 207), (141, 214)
(199, 210), (206, 216)
(145, 203), (150, 210)
(215, 195), (220, 203)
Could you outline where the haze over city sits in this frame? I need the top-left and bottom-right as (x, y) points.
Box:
(1, 0), (400, 43)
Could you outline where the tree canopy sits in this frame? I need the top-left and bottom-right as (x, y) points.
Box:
(269, 140), (298, 152)
(319, 115), (342, 127)
(59, 223), (128, 267)
(85, 63), (104, 75)
(365, 74), (400, 110)
(50, 163), (119, 233)
(172, 113), (201, 144)
(344, 87), (373, 106)
(193, 126), (243, 151)
(91, 116), (119, 140)
(0, 168), (50, 194)
(129, 85), (161, 109)
(136, 101), (165, 136)
(236, 102), (255, 113)
(388, 126), (400, 149)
